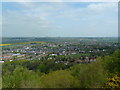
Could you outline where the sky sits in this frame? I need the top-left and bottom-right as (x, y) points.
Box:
(1, 1), (118, 37)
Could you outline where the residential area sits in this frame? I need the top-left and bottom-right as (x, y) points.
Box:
(1, 38), (119, 66)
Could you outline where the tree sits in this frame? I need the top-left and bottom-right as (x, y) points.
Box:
(37, 70), (80, 88)
(103, 50), (120, 76)
(2, 66), (40, 88)
(71, 58), (107, 88)
(39, 63), (46, 73)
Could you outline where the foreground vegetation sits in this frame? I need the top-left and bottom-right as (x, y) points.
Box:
(2, 50), (120, 88)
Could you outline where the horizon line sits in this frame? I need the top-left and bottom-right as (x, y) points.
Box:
(1, 36), (119, 38)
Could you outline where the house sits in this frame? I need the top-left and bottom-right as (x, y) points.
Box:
(12, 53), (21, 56)
(75, 60), (82, 63)
(0, 61), (4, 63)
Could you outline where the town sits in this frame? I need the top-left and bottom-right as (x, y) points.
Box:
(1, 37), (119, 66)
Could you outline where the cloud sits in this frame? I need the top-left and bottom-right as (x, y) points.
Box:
(2, 9), (54, 37)
(3, 0), (63, 2)
(0, 3), (2, 37)
(53, 2), (117, 22)
(2, 2), (118, 37)
(87, 3), (117, 12)
(2, 0), (119, 2)
(62, 0), (119, 2)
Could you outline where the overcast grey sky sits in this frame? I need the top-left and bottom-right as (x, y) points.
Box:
(2, 1), (118, 37)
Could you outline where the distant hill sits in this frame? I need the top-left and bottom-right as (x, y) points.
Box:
(1, 37), (118, 44)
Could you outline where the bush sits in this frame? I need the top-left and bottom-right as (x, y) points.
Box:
(103, 73), (120, 88)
